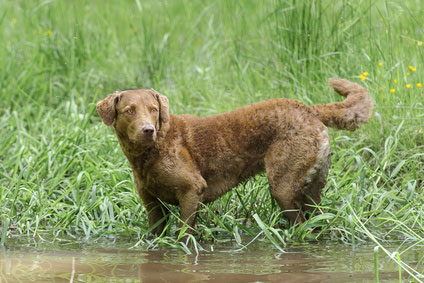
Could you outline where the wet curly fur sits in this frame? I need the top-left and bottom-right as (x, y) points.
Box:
(97, 78), (373, 234)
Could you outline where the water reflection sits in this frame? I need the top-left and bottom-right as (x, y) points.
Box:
(0, 241), (413, 282)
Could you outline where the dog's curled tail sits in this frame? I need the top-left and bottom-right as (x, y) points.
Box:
(311, 78), (373, 131)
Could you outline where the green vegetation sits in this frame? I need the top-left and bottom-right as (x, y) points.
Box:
(1, 0), (423, 278)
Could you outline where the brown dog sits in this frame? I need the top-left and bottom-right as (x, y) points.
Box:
(97, 78), (373, 234)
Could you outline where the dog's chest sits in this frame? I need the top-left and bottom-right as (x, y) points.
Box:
(131, 157), (194, 204)
(135, 169), (180, 204)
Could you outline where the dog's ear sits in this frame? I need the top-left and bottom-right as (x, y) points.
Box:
(151, 89), (170, 133)
(96, 91), (121, 126)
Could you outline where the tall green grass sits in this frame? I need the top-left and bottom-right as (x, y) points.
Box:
(1, 0), (423, 275)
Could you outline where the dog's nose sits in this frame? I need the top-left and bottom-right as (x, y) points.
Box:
(142, 125), (155, 134)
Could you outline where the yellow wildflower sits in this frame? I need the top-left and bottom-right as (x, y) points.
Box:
(378, 62), (383, 67)
(417, 83), (422, 88)
(359, 74), (366, 81)
(418, 41), (423, 46)
(408, 65), (416, 72)
(390, 88), (396, 93)
(11, 18), (17, 24)
(406, 84), (411, 89)
(363, 72), (369, 77)
(46, 29), (53, 37)
(393, 79), (397, 84)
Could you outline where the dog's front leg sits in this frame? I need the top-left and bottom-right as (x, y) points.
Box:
(178, 189), (201, 234)
(138, 189), (167, 235)
(176, 177), (207, 235)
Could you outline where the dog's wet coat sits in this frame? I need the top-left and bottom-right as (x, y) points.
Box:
(97, 78), (373, 234)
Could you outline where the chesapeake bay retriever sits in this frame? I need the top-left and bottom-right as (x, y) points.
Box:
(97, 78), (373, 234)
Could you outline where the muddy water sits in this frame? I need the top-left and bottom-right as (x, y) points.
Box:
(0, 240), (421, 282)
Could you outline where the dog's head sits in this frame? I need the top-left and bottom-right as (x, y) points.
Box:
(97, 89), (170, 146)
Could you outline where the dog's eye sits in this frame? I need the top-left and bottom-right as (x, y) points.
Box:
(125, 108), (134, 115)
(151, 108), (158, 113)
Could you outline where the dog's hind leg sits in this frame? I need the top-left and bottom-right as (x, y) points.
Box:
(301, 128), (331, 217)
(264, 132), (322, 224)
(268, 177), (306, 224)
(302, 149), (331, 217)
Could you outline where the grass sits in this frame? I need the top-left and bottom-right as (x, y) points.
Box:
(0, 0), (424, 278)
